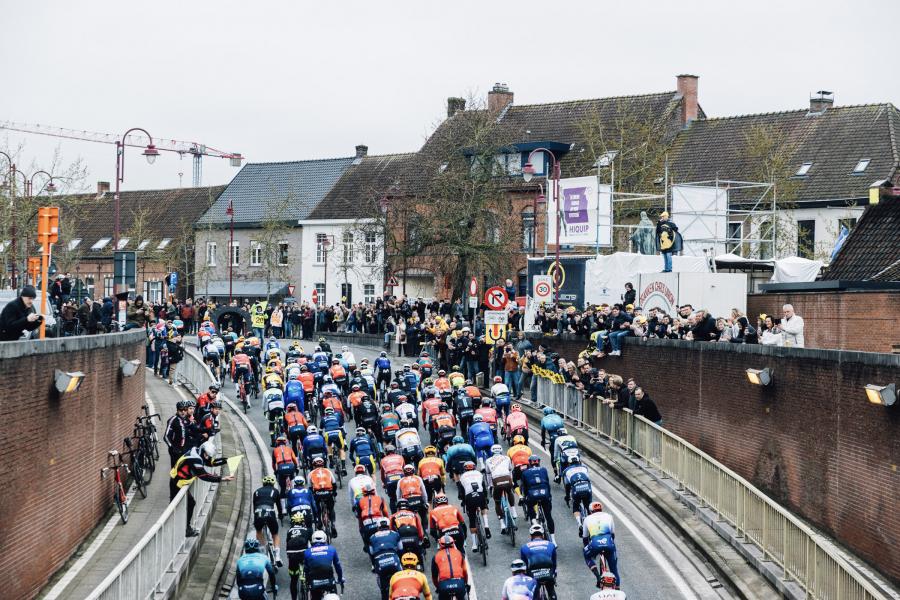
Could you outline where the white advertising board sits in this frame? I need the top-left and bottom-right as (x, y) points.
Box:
(584, 252), (708, 308)
(484, 310), (509, 326)
(671, 184), (728, 257)
(637, 271), (746, 318)
(546, 177), (612, 246)
(637, 273), (680, 315)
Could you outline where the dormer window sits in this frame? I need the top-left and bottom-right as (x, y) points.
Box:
(157, 238), (171, 250)
(91, 237), (111, 251)
(138, 239), (150, 250)
(795, 162), (812, 176)
(852, 158), (870, 174)
(116, 237), (130, 250)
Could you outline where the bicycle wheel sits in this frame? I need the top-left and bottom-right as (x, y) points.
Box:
(298, 569), (308, 600)
(132, 456), (147, 498)
(115, 484), (129, 524)
(477, 514), (488, 566)
(150, 429), (160, 461)
(504, 502), (516, 546)
(141, 448), (154, 484)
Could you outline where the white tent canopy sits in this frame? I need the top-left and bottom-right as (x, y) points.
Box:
(770, 256), (824, 283)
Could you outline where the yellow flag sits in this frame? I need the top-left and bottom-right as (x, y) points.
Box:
(227, 454), (244, 476)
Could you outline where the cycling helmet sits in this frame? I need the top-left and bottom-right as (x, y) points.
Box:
(291, 512), (305, 525)
(473, 414), (483, 423)
(209, 384), (220, 392)
(300, 364), (308, 371)
(558, 427), (568, 436)
(324, 407), (335, 415)
(599, 572), (617, 588)
(384, 444), (396, 454)
(307, 425), (318, 434)
(439, 534), (455, 549)
(402, 464), (415, 475)
(176, 400), (190, 410)
(510, 559), (527, 574)
(529, 523), (545, 537)
(490, 444), (503, 455)
(323, 375), (333, 384)
(569, 455), (581, 464)
(265, 366), (275, 374)
(362, 484), (376, 496)
(355, 464), (366, 474)
(200, 440), (217, 457)
(262, 475), (276, 486)
(244, 536), (260, 553)
(400, 419), (412, 429)
(342, 345), (348, 352)
(542, 407), (554, 416)
(314, 346), (321, 352)
(511, 403), (521, 412)
(311, 530), (327, 544)
(312, 457), (325, 468)
(332, 358), (340, 364)
(378, 517), (390, 530)
(452, 435), (465, 445)
(424, 446), (438, 457)
(380, 351), (387, 357)
(396, 498), (410, 510)
(210, 401), (222, 409)
(512, 435), (525, 446)
(465, 379), (473, 386)
(356, 426), (366, 435)
(353, 370), (361, 376)
(390, 382), (399, 389)
(382, 403), (393, 412)
(424, 378), (434, 385)
(451, 365), (460, 371)
(528, 455), (541, 465)
(438, 403), (449, 412)
(398, 395), (408, 403)
(494, 376), (502, 383)
(438, 370), (446, 376)
(401, 553), (419, 568)
(275, 435), (287, 446)
(403, 365), (411, 371)
(352, 384), (361, 391)
(433, 493), (449, 506)
(293, 475), (306, 487)
(589, 501), (603, 514)
(463, 461), (476, 472)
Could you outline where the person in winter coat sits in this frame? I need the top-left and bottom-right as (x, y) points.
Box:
(126, 296), (151, 330)
(0, 285), (42, 341)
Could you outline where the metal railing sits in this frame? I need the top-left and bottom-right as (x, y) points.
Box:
(534, 376), (890, 600)
(85, 351), (219, 600)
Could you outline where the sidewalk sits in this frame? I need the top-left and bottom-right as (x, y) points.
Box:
(39, 372), (188, 600)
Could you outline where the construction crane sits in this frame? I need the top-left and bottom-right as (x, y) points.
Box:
(0, 120), (244, 186)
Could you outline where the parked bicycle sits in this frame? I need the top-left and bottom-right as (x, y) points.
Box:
(101, 450), (130, 524)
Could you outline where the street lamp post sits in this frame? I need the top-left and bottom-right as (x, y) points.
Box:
(225, 199), (234, 304)
(523, 149), (562, 303)
(114, 128), (159, 294)
(594, 151), (618, 255)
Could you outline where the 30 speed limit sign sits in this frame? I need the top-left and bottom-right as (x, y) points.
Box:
(533, 275), (553, 302)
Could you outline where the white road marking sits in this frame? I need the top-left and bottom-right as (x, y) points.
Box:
(528, 438), (699, 600)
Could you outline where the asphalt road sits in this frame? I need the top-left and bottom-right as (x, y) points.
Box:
(229, 340), (728, 600)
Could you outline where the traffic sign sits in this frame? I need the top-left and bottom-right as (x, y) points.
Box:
(469, 276), (477, 297)
(311, 289), (319, 305)
(287, 284), (295, 296)
(533, 275), (553, 302)
(468, 296), (478, 309)
(485, 323), (506, 345)
(484, 286), (508, 310)
(386, 274), (399, 288)
(484, 310), (508, 326)
(170, 272), (178, 286)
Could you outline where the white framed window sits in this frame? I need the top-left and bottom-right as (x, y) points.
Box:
(230, 241), (240, 266)
(277, 241), (289, 266)
(364, 283), (375, 304)
(84, 276), (95, 298)
(103, 276), (114, 297)
(852, 158), (870, 173)
(521, 209), (535, 251)
(250, 241), (262, 267)
(316, 234), (328, 264)
(116, 237), (130, 250)
(157, 238), (172, 250)
(67, 238), (82, 251)
(314, 283), (325, 306)
(506, 152), (522, 175)
(91, 237), (111, 251)
(137, 239), (150, 251)
(364, 231), (377, 263)
(144, 280), (163, 304)
(342, 231), (354, 264)
(206, 241), (217, 266)
(795, 162), (812, 176)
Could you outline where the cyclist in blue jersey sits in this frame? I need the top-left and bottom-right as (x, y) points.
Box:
(236, 537), (277, 600)
(374, 351), (392, 392)
(303, 530), (344, 600)
(367, 518), (402, 600)
(285, 474), (318, 527)
(582, 501), (620, 588)
(284, 376), (305, 413)
(520, 456), (556, 539)
(467, 414), (495, 466)
(520, 524), (557, 600)
(562, 456), (594, 531)
(349, 426), (378, 474)
(302, 426), (328, 471)
(540, 407), (565, 450)
(501, 559), (537, 600)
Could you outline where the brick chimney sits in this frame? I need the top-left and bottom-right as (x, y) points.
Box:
(97, 181), (110, 196)
(676, 74), (699, 126)
(809, 91), (834, 115)
(355, 145), (368, 159)
(447, 97), (466, 118)
(488, 83), (513, 113)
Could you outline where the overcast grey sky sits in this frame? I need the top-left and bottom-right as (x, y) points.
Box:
(2, 0), (898, 192)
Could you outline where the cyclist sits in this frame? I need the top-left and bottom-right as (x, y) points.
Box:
(447, 366), (465, 389)
(459, 461), (490, 552)
(388, 553), (432, 600)
(507, 436), (533, 489)
(196, 384), (220, 421)
(263, 366), (285, 391)
(452, 383), (476, 436)
(444, 436), (476, 495)
(380, 403), (402, 447)
(349, 426), (378, 474)
(360, 361), (377, 396)
(486, 444), (518, 534)
(309, 457), (338, 538)
(582, 501), (620, 588)
(417, 352), (433, 379)
(368, 518), (403, 600)
(340, 345), (357, 371)
(396, 395), (418, 431)
(298, 365), (315, 398)
(421, 394), (444, 437)
(375, 351), (392, 395)
(491, 376), (512, 420)
(286, 512), (312, 600)
(387, 382), (406, 407)
(418, 445), (446, 501)
(590, 573), (626, 599)
(286, 474), (317, 529)
(348, 385), (367, 421)
(474, 397), (499, 441)
(540, 407), (565, 450)
(266, 336), (280, 351)
(357, 395), (382, 442)
(501, 559), (537, 600)
(253, 475), (283, 567)
(520, 456), (556, 541)
(285, 375), (305, 413)
(379, 444), (406, 512)
(551, 428), (580, 483)
(467, 414), (495, 467)
(430, 533), (468, 600)
(236, 537), (277, 600)
(302, 426), (328, 472)
(396, 463), (429, 524)
(232, 349), (255, 401)
(428, 493), (467, 553)
(356, 484), (390, 545)
(284, 404), (309, 456)
(430, 404), (457, 450)
(349, 369), (368, 396)
(303, 530), (345, 600)
(348, 463), (376, 511)
(392, 498), (429, 562)
(273, 435), (299, 507)
(520, 524), (558, 600)
(562, 455), (594, 531)
(203, 341), (223, 383)
(504, 403), (529, 444)
(318, 337), (333, 354)
(329, 358), (348, 393)
(396, 419), (424, 467)
(319, 377), (343, 407)
(198, 400), (222, 442)
(264, 386), (286, 446)
(286, 341), (303, 362)
(321, 407), (347, 476)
